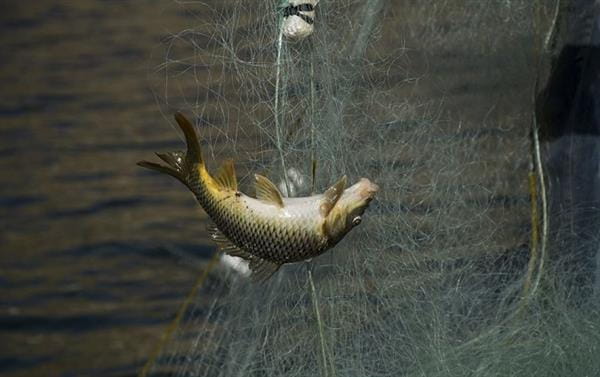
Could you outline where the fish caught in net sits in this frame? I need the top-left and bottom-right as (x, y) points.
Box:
(139, 1), (600, 376)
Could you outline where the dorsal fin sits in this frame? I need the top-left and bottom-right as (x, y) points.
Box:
(214, 159), (238, 191)
(255, 174), (284, 207)
(320, 175), (347, 217)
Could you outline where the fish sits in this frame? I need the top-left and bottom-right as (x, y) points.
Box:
(138, 113), (378, 281)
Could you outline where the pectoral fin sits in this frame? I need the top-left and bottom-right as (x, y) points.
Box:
(249, 257), (281, 282)
(255, 174), (284, 207)
(225, 246), (280, 281)
(208, 221), (281, 281)
(320, 175), (347, 217)
(207, 223), (230, 244)
(207, 223), (252, 258)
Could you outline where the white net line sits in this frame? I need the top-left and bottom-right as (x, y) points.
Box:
(145, 1), (600, 376)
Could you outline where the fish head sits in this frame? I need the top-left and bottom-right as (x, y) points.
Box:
(323, 178), (379, 245)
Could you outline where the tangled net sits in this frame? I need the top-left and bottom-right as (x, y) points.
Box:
(143, 1), (600, 376)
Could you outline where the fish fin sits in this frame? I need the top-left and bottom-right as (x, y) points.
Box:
(137, 150), (187, 183)
(156, 151), (185, 171)
(320, 175), (347, 217)
(214, 159), (238, 191)
(207, 223), (230, 244)
(137, 161), (186, 184)
(249, 257), (281, 282)
(255, 174), (284, 207)
(225, 246), (252, 259)
(137, 113), (205, 190)
(156, 151), (185, 169)
(207, 223), (252, 258)
(173, 113), (203, 168)
(206, 224), (280, 281)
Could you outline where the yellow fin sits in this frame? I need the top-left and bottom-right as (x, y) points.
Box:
(320, 175), (347, 217)
(173, 113), (203, 167)
(214, 159), (238, 191)
(137, 113), (203, 187)
(255, 174), (284, 207)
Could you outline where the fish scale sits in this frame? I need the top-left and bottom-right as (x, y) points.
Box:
(210, 196), (327, 264)
(138, 113), (378, 281)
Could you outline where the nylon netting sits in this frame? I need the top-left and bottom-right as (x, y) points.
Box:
(143, 1), (600, 376)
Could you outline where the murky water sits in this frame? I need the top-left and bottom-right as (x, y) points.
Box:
(0, 2), (215, 376)
(0, 1), (538, 376)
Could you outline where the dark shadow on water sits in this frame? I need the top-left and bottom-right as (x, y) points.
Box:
(0, 313), (167, 333)
(0, 195), (46, 209)
(0, 94), (77, 116)
(111, 47), (146, 60)
(50, 120), (77, 129)
(47, 197), (165, 219)
(64, 139), (183, 153)
(0, 356), (55, 375)
(55, 171), (116, 182)
(32, 288), (117, 303)
(0, 17), (42, 30)
(51, 241), (174, 258)
(141, 216), (203, 231)
(47, 240), (213, 261)
(0, 104), (48, 117)
(0, 127), (33, 140)
(0, 147), (17, 157)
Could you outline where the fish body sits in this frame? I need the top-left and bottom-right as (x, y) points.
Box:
(138, 113), (378, 280)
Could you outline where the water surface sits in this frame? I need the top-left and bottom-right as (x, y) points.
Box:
(1, 2), (212, 376)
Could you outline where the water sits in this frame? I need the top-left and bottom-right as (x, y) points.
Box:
(0, 2), (213, 376)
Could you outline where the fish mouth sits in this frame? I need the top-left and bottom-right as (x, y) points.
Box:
(356, 178), (379, 201)
(339, 178), (378, 213)
(327, 177), (379, 220)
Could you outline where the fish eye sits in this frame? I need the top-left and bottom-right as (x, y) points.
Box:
(352, 216), (362, 226)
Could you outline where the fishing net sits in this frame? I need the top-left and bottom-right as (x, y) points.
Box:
(142, 1), (600, 376)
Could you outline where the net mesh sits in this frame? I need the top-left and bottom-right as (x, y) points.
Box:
(144, 1), (600, 376)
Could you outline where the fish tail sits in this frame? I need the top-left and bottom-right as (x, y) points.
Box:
(137, 113), (205, 190)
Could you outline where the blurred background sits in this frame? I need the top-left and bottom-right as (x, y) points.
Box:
(2, 1), (598, 377)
